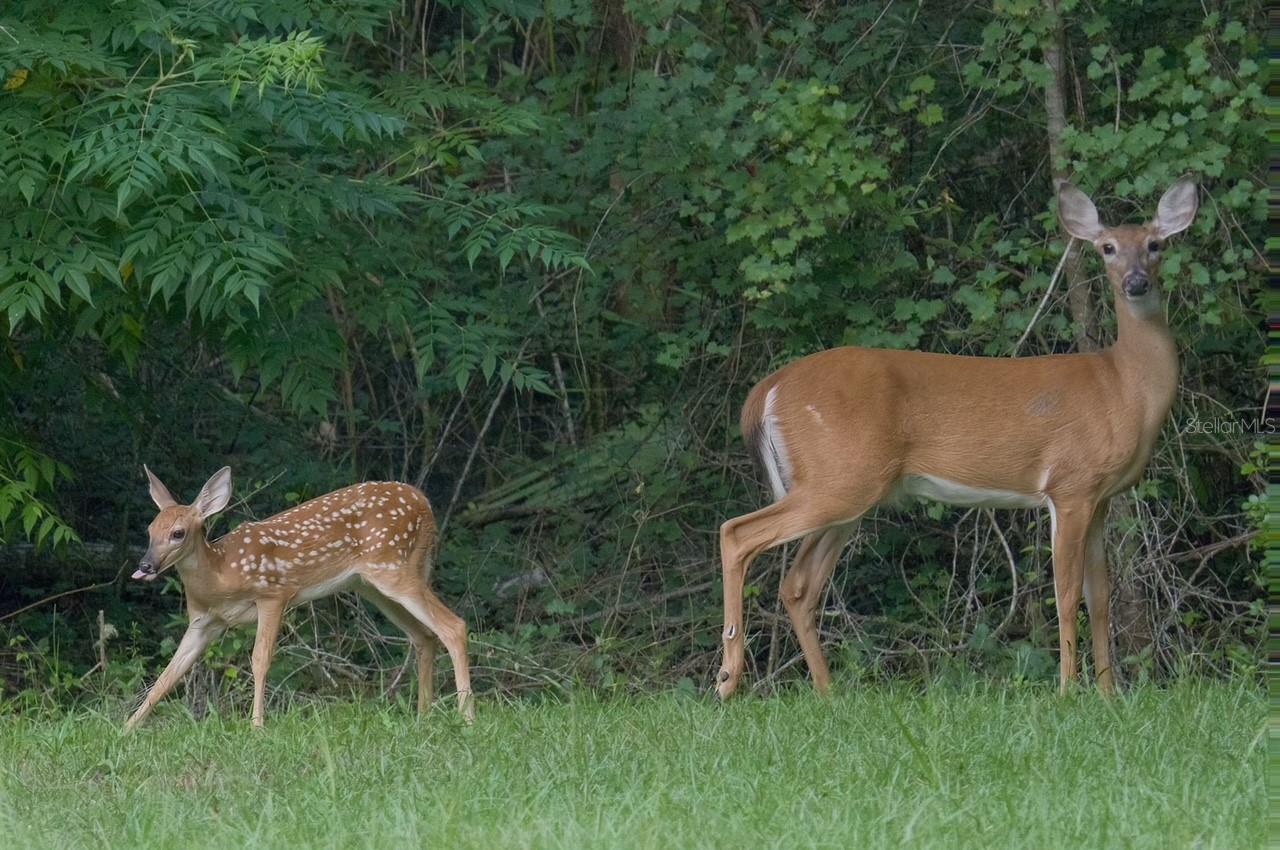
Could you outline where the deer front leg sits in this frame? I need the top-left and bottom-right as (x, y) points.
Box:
(1050, 500), (1093, 695)
(125, 618), (223, 732)
(251, 598), (286, 728)
(1082, 500), (1115, 695)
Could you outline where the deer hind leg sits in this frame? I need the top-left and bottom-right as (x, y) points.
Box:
(1081, 499), (1114, 695)
(358, 586), (440, 713)
(360, 572), (473, 722)
(718, 492), (876, 700)
(780, 524), (856, 694)
(1049, 499), (1094, 695)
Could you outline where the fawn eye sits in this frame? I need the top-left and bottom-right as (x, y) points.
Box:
(171, 528), (186, 540)
(1101, 243), (1116, 256)
(1147, 240), (1161, 253)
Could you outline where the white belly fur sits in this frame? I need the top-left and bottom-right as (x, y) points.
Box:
(292, 570), (359, 605)
(899, 474), (1046, 509)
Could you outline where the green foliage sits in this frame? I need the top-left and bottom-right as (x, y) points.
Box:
(0, 0), (585, 536)
(0, 440), (76, 547)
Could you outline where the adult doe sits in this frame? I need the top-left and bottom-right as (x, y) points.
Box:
(716, 178), (1199, 699)
(126, 467), (473, 729)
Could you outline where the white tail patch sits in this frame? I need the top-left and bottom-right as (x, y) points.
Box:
(761, 385), (793, 501)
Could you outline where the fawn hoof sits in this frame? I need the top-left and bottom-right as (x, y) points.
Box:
(459, 690), (475, 724)
(715, 669), (739, 701)
(123, 710), (146, 733)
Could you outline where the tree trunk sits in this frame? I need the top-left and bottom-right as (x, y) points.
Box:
(1041, 0), (1096, 352)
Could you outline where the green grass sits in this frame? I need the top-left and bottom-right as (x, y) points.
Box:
(0, 680), (1264, 850)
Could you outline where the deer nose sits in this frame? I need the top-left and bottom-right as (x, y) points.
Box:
(132, 558), (158, 581)
(1122, 272), (1150, 297)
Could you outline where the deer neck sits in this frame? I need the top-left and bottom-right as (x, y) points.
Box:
(1109, 292), (1179, 428)
(175, 534), (228, 602)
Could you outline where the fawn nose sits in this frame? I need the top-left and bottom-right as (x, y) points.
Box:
(133, 557), (158, 581)
(1122, 271), (1150, 297)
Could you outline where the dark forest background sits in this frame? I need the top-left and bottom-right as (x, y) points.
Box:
(0, 0), (1264, 712)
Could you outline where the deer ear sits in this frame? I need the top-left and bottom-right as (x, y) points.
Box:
(193, 467), (232, 520)
(1056, 181), (1104, 242)
(143, 465), (177, 510)
(1152, 176), (1198, 239)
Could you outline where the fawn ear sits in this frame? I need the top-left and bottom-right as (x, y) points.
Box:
(193, 467), (232, 520)
(143, 465), (177, 510)
(1152, 176), (1198, 239)
(1056, 181), (1104, 242)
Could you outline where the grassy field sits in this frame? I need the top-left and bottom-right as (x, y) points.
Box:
(0, 680), (1263, 850)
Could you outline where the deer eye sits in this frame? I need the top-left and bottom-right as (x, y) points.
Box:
(1101, 243), (1116, 256)
(1147, 240), (1161, 253)
(171, 528), (186, 540)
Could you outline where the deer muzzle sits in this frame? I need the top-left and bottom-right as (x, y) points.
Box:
(1122, 272), (1150, 297)
(132, 556), (160, 581)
